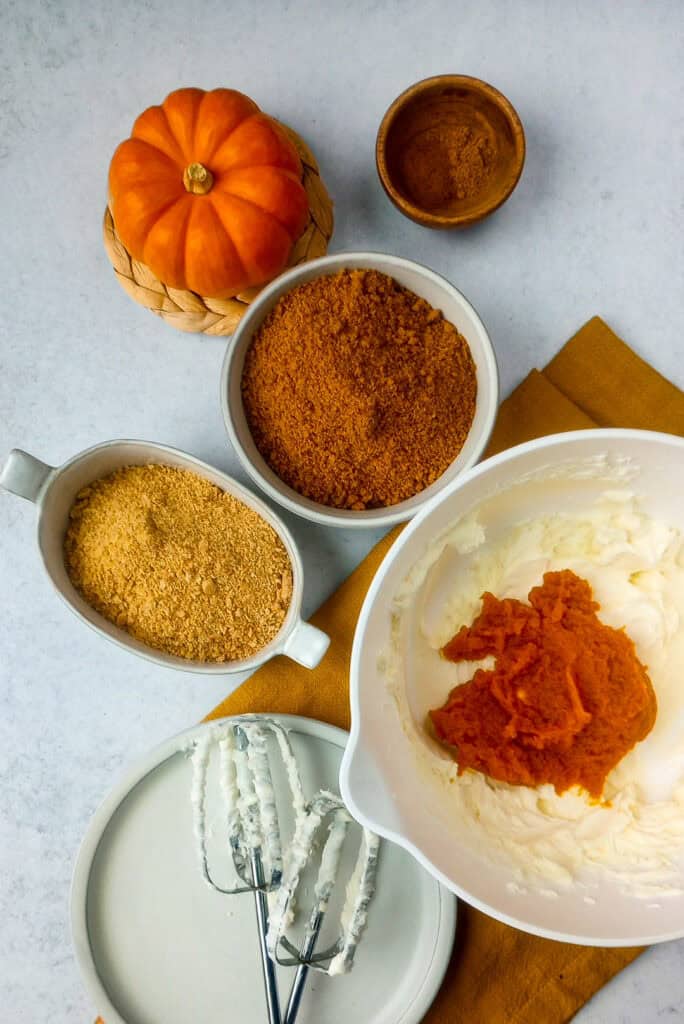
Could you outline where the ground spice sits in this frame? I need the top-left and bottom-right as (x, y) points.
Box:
(64, 465), (292, 662)
(430, 570), (657, 799)
(241, 269), (477, 510)
(399, 123), (496, 210)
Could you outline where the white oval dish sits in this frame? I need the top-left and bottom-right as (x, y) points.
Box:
(0, 441), (329, 674)
(71, 714), (457, 1024)
(221, 251), (499, 528)
(340, 428), (684, 945)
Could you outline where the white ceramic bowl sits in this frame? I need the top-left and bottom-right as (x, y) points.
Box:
(0, 441), (329, 674)
(221, 252), (498, 528)
(340, 428), (684, 945)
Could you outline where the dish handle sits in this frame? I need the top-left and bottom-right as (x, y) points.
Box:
(282, 619), (330, 669)
(0, 449), (55, 504)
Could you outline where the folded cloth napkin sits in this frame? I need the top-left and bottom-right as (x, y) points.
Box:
(95, 318), (684, 1024)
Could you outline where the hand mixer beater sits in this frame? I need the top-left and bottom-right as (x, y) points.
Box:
(190, 717), (380, 1023)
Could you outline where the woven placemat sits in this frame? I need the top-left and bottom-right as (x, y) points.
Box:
(103, 124), (334, 336)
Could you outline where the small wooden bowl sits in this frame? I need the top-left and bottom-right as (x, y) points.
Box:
(376, 75), (525, 229)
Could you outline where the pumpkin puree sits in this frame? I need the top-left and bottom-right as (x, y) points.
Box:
(430, 570), (657, 798)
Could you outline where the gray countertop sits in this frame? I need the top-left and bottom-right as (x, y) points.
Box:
(1, 1), (683, 1021)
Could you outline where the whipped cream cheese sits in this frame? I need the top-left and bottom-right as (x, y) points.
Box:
(389, 492), (684, 897)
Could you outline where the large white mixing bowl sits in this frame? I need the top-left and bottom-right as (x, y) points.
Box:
(340, 428), (684, 945)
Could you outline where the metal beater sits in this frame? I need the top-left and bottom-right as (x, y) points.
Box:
(189, 716), (379, 1023)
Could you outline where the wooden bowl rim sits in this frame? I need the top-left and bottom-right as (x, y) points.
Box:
(376, 74), (526, 229)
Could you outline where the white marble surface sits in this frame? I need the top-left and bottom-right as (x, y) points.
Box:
(1, 0), (682, 1020)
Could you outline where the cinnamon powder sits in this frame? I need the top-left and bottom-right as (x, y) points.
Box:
(399, 123), (496, 210)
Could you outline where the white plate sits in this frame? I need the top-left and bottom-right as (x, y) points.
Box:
(71, 714), (456, 1024)
(340, 429), (684, 946)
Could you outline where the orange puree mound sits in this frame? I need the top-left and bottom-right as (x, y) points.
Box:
(429, 570), (657, 798)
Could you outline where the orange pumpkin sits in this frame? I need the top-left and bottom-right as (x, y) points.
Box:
(108, 88), (310, 298)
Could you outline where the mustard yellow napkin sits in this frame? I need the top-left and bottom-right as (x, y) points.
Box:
(96, 318), (684, 1024)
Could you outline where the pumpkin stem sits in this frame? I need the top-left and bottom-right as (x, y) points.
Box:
(183, 162), (214, 195)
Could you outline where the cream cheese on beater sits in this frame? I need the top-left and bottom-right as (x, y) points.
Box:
(327, 828), (381, 976)
(189, 721), (379, 974)
(389, 492), (684, 897)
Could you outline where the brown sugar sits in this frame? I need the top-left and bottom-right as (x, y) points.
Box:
(64, 465), (292, 662)
(430, 570), (657, 799)
(241, 269), (477, 510)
